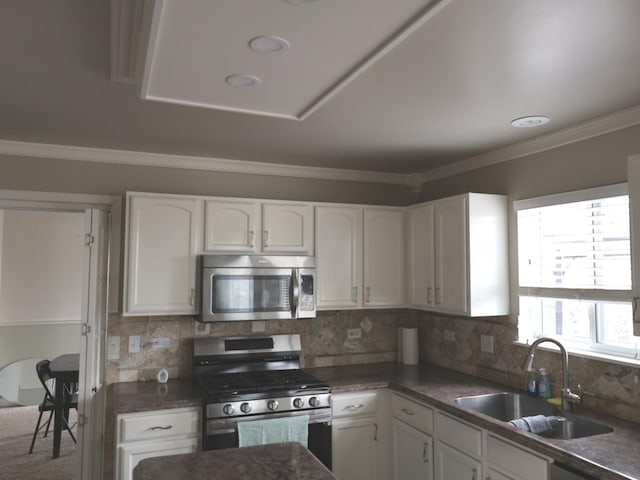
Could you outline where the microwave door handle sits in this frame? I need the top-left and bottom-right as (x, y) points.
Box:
(291, 269), (300, 318)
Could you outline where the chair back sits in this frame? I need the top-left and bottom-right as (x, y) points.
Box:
(35, 359), (56, 404)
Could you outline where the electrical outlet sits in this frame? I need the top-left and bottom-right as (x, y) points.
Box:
(150, 337), (170, 349)
(481, 335), (494, 354)
(444, 330), (455, 342)
(107, 336), (120, 360)
(128, 335), (141, 353)
(347, 328), (362, 340)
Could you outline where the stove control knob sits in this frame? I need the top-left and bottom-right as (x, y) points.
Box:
(223, 404), (234, 415)
(240, 402), (252, 414)
(293, 398), (305, 408)
(267, 400), (279, 411)
(309, 396), (320, 407)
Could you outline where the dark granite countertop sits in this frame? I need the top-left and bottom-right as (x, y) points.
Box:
(132, 442), (335, 480)
(107, 377), (203, 414)
(306, 362), (640, 480)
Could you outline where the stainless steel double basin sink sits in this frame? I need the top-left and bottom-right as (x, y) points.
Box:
(455, 392), (612, 440)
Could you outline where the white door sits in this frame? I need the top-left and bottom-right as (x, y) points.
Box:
(261, 203), (314, 254)
(363, 209), (405, 307)
(77, 209), (110, 480)
(392, 419), (433, 480)
(407, 203), (435, 308)
(315, 206), (363, 308)
(434, 441), (481, 480)
(204, 199), (258, 252)
(434, 195), (468, 314)
(332, 416), (377, 480)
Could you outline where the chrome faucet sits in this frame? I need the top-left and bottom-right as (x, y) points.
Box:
(524, 337), (582, 411)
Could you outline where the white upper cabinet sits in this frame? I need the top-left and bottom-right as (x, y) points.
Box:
(316, 206), (404, 309)
(261, 203), (314, 254)
(315, 206), (363, 308)
(407, 193), (508, 316)
(204, 199), (259, 253)
(124, 193), (201, 316)
(363, 208), (405, 307)
(203, 200), (313, 255)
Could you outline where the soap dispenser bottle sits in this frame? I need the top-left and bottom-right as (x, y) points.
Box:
(526, 369), (538, 397)
(537, 368), (551, 400)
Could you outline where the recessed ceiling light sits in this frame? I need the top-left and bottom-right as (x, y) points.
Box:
(225, 74), (261, 87)
(249, 36), (290, 54)
(284, 0), (319, 5)
(511, 115), (551, 128)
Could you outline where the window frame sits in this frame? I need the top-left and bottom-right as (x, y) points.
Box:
(514, 183), (639, 359)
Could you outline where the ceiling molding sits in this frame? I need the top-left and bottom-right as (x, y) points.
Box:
(0, 139), (411, 186)
(418, 103), (640, 185)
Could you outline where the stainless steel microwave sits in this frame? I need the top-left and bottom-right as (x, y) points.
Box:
(198, 255), (316, 322)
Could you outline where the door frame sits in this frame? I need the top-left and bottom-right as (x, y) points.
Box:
(0, 189), (121, 479)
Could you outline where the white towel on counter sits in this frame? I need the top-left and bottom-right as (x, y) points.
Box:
(238, 415), (309, 448)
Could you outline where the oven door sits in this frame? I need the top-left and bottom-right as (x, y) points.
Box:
(202, 267), (296, 321)
(204, 409), (332, 470)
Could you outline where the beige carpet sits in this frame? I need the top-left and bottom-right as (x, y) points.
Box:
(0, 405), (77, 480)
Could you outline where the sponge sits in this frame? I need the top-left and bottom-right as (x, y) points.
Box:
(547, 397), (562, 407)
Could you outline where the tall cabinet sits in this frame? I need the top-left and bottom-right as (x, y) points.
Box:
(124, 193), (201, 315)
(407, 193), (508, 316)
(315, 206), (404, 309)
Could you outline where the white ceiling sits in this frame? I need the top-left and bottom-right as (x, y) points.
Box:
(1, 0), (640, 176)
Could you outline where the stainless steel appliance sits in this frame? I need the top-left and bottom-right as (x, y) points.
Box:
(198, 255), (316, 322)
(193, 334), (332, 469)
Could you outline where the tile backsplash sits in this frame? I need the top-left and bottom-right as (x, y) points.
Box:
(106, 308), (640, 424)
(106, 309), (415, 384)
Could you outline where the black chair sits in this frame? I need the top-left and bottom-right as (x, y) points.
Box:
(29, 359), (78, 454)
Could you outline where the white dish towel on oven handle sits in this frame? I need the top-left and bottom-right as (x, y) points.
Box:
(237, 414), (309, 448)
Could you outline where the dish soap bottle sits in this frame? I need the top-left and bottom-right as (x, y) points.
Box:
(526, 369), (538, 397)
(537, 368), (551, 400)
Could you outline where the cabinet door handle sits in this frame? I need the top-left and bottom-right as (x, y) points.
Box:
(189, 288), (195, 306)
(149, 425), (173, 431)
(248, 230), (254, 248)
(435, 287), (441, 305)
(426, 286), (432, 304)
(263, 230), (269, 248)
(422, 442), (429, 463)
(374, 423), (378, 441)
(352, 286), (358, 302)
(471, 468), (476, 480)
(365, 287), (371, 303)
(401, 408), (415, 415)
(344, 404), (364, 411)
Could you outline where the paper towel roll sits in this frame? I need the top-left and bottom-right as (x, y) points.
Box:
(401, 327), (419, 365)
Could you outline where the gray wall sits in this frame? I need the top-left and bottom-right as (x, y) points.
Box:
(0, 154), (413, 206)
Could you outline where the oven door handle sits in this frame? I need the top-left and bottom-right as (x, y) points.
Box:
(291, 269), (300, 318)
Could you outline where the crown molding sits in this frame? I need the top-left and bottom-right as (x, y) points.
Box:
(0, 139), (411, 186)
(418, 103), (640, 185)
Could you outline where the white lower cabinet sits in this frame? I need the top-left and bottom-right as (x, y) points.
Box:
(332, 390), (386, 480)
(115, 407), (200, 480)
(485, 434), (549, 480)
(434, 440), (482, 480)
(393, 419), (433, 480)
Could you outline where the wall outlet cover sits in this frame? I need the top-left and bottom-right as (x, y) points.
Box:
(128, 335), (141, 353)
(444, 330), (455, 342)
(107, 336), (120, 360)
(150, 337), (170, 349)
(347, 328), (362, 340)
(481, 334), (494, 354)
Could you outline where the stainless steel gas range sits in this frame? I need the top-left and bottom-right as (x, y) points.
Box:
(193, 334), (332, 469)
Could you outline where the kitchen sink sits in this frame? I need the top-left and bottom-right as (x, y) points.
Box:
(455, 392), (612, 439)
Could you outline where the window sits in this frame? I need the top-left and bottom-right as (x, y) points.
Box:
(516, 184), (640, 358)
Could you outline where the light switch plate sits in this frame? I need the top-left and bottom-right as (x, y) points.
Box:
(150, 337), (170, 349)
(107, 336), (120, 360)
(347, 328), (362, 340)
(444, 330), (455, 342)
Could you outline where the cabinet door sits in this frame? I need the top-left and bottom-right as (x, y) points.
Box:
(125, 195), (201, 315)
(315, 206), (363, 308)
(434, 195), (468, 315)
(363, 209), (405, 307)
(118, 437), (197, 480)
(332, 416), (377, 480)
(204, 199), (258, 252)
(261, 203), (314, 254)
(407, 203), (436, 308)
(392, 419), (433, 480)
(434, 441), (482, 480)
(486, 467), (514, 480)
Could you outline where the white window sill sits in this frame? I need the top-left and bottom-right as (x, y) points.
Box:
(513, 339), (640, 368)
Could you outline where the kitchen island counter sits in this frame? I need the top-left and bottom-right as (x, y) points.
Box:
(306, 362), (640, 480)
(131, 442), (335, 480)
